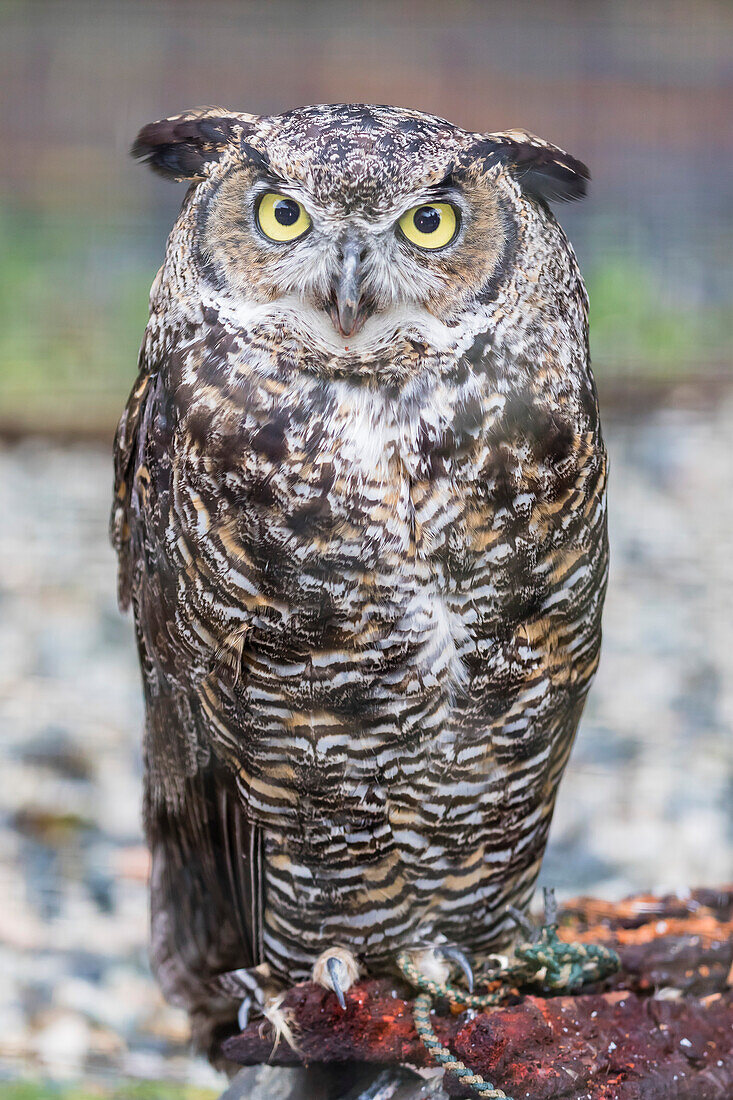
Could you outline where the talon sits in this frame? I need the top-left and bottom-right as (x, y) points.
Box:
(327, 956), (347, 1010)
(312, 946), (360, 1010)
(237, 995), (252, 1031)
(437, 945), (474, 993)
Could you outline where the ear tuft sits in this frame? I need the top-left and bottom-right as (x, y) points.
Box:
(131, 107), (254, 181)
(476, 129), (590, 204)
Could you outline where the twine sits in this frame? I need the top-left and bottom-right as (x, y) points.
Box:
(397, 910), (620, 1099)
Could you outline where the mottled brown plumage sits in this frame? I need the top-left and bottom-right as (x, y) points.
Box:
(112, 103), (606, 1059)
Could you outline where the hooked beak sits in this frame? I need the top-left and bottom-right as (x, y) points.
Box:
(329, 238), (365, 338)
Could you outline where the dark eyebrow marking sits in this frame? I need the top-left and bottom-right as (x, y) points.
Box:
(249, 165), (304, 197)
(240, 140), (272, 174)
(427, 169), (459, 194)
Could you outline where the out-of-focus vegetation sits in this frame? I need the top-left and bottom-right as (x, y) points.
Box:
(0, 209), (147, 431)
(2, 1083), (216, 1100)
(586, 261), (732, 376)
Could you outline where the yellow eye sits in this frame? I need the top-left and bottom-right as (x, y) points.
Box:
(257, 192), (311, 242)
(398, 202), (458, 250)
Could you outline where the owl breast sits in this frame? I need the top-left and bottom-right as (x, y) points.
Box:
(156, 336), (604, 838)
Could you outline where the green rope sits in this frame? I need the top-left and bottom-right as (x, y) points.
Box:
(411, 991), (508, 1099)
(397, 918), (620, 1100)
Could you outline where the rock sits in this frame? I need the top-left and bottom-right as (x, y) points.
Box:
(221, 1066), (316, 1099)
(220, 1065), (441, 1100)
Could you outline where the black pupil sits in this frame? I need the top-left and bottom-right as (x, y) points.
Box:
(413, 205), (441, 234)
(274, 198), (300, 226)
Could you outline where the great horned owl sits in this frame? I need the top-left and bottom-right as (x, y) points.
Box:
(112, 103), (607, 1060)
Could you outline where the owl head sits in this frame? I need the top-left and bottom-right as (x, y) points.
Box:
(134, 104), (588, 362)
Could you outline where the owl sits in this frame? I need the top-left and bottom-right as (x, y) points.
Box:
(112, 103), (607, 1062)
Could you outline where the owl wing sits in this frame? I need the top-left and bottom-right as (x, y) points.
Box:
(110, 365), (153, 610)
(146, 722), (265, 1014)
(111, 365), (265, 1011)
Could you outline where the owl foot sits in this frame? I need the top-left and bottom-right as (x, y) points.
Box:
(262, 990), (298, 1053)
(208, 963), (276, 1035)
(506, 904), (537, 941)
(507, 885), (559, 943)
(311, 946), (361, 1010)
(211, 971), (298, 1051)
(436, 944), (475, 992)
(406, 943), (475, 993)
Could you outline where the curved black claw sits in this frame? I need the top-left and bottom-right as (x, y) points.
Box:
(237, 994), (252, 1031)
(437, 945), (474, 993)
(327, 955), (348, 1010)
